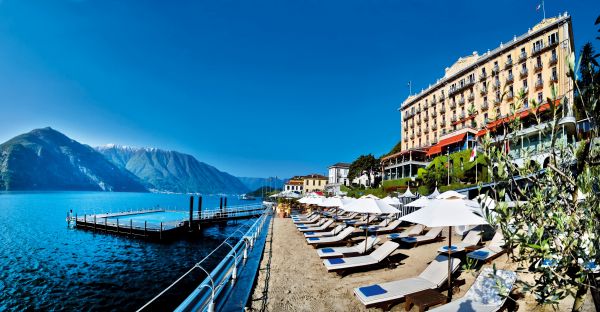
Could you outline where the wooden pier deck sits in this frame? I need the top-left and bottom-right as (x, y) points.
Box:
(71, 204), (268, 240)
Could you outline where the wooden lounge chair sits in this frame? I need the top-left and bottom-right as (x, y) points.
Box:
(316, 236), (381, 259)
(297, 219), (334, 232)
(438, 230), (482, 253)
(386, 224), (425, 240)
(306, 227), (355, 247)
(467, 232), (506, 263)
(353, 255), (461, 310)
(401, 227), (444, 246)
(428, 268), (517, 312)
(304, 224), (346, 238)
(322, 241), (400, 275)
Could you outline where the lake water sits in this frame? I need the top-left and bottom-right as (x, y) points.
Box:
(0, 191), (262, 311)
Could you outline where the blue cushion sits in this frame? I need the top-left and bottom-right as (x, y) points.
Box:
(442, 245), (458, 250)
(298, 226), (307, 229)
(328, 258), (345, 264)
(358, 285), (387, 297)
(402, 237), (417, 242)
(469, 250), (490, 260)
(305, 232), (314, 235)
(321, 248), (335, 253)
(308, 237), (320, 241)
(388, 233), (401, 239)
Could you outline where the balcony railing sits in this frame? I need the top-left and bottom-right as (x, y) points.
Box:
(550, 74), (558, 83)
(534, 62), (543, 72)
(549, 54), (558, 66)
(450, 116), (457, 122)
(417, 130), (422, 136)
(423, 115), (429, 121)
(458, 98), (465, 106)
(440, 106), (446, 113)
(440, 120), (446, 127)
(481, 101), (489, 110)
(410, 133), (415, 139)
(431, 110), (437, 118)
(416, 118), (422, 125)
(535, 79), (544, 89)
(479, 86), (487, 95)
(479, 72), (487, 81)
(518, 51), (527, 62)
(449, 101), (457, 109)
(467, 93), (475, 102)
(532, 43), (546, 56)
(459, 112), (466, 119)
(492, 80), (501, 90)
(492, 64), (500, 74)
(520, 67), (528, 78)
(505, 74), (514, 84)
(505, 59), (513, 68)
(432, 124), (437, 130)
(438, 96), (444, 103)
(494, 97), (502, 106)
(506, 90), (514, 100)
(416, 107), (421, 113)
(424, 128), (429, 134)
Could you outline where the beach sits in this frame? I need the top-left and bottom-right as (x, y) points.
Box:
(249, 217), (596, 312)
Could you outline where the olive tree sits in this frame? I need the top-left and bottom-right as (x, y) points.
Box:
(481, 48), (599, 312)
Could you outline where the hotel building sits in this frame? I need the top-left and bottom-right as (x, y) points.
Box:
(383, 13), (575, 180)
(326, 162), (350, 195)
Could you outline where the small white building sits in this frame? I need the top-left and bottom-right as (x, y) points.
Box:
(326, 162), (350, 195)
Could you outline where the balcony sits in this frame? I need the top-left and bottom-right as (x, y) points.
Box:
(431, 110), (437, 118)
(449, 80), (475, 96)
(492, 64), (500, 75)
(410, 133), (415, 139)
(481, 101), (489, 110)
(534, 62), (543, 72)
(450, 116), (457, 123)
(532, 43), (546, 56)
(492, 80), (501, 90)
(479, 86), (488, 95)
(438, 96), (444, 103)
(449, 101), (456, 109)
(440, 120), (446, 127)
(549, 54), (558, 66)
(432, 123), (437, 130)
(416, 118), (422, 125)
(459, 112), (466, 119)
(416, 107), (421, 113)
(518, 51), (527, 62)
(535, 79), (544, 90)
(519, 67), (528, 78)
(423, 115), (429, 122)
(494, 97), (502, 106)
(417, 130), (422, 136)
(458, 97), (465, 106)
(467, 93), (475, 102)
(506, 90), (514, 100)
(424, 128), (429, 134)
(440, 106), (446, 114)
(504, 58), (513, 68)
(550, 74), (558, 83)
(479, 72), (487, 81)
(404, 136), (408, 142)
(505, 74), (514, 84)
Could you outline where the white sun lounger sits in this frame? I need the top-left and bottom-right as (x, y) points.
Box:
(297, 219), (334, 232)
(438, 230), (482, 253)
(306, 227), (355, 247)
(296, 218), (326, 228)
(353, 255), (461, 309)
(467, 232), (506, 263)
(291, 211), (317, 219)
(304, 224), (346, 238)
(316, 236), (381, 258)
(401, 227), (443, 246)
(375, 219), (403, 233)
(386, 224), (425, 240)
(335, 212), (359, 221)
(322, 241), (399, 274)
(353, 215), (377, 226)
(293, 215), (320, 224)
(429, 268), (517, 312)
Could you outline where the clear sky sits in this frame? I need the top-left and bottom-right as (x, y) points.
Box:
(0, 0), (597, 178)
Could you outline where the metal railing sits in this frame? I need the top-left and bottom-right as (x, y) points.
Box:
(138, 211), (271, 312)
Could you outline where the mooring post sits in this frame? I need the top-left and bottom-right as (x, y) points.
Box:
(105, 217), (107, 231)
(94, 215), (96, 231)
(219, 197), (223, 211)
(144, 221), (147, 237)
(189, 196), (194, 232)
(160, 222), (163, 240)
(130, 219), (133, 235)
(198, 196), (203, 231)
(224, 197), (228, 209)
(116, 218), (119, 233)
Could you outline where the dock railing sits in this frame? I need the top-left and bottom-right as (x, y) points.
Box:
(137, 210), (271, 312)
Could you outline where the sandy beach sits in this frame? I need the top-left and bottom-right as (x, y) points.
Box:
(249, 217), (596, 312)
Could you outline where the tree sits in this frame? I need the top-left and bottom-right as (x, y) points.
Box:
(575, 42), (599, 119)
(348, 154), (380, 188)
(482, 45), (599, 312)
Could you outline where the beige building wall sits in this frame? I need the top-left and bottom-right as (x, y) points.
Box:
(400, 14), (574, 151)
(302, 176), (328, 194)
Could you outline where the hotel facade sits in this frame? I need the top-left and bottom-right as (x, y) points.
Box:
(383, 13), (575, 180)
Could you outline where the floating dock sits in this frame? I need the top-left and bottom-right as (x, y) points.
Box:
(71, 196), (268, 240)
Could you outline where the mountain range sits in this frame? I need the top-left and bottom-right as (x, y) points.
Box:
(236, 177), (286, 192)
(0, 127), (251, 194)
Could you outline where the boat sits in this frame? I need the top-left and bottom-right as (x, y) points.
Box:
(240, 194), (256, 200)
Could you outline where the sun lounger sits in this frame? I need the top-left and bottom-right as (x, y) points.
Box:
(467, 232), (506, 263)
(335, 212), (359, 221)
(438, 230), (482, 253)
(428, 268), (517, 312)
(291, 211), (317, 220)
(375, 219), (403, 234)
(293, 215), (320, 224)
(353, 215), (378, 226)
(306, 227), (356, 247)
(386, 224), (425, 240)
(316, 236), (380, 258)
(296, 218), (326, 228)
(304, 224), (346, 238)
(322, 241), (399, 274)
(297, 219), (334, 232)
(401, 227), (443, 246)
(353, 255), (461, 310)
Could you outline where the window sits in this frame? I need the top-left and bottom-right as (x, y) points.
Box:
(551, 67), (557, 80)
(496, 107), (501, 117)
(523, 79), (528, 89)
(536, 56), (542, 67)
(520, 47), (526, 54)
(507, 55), (512, 62)
(551, 49), (557, 59)
(508, 69), (513, 76)
(496, 90), (500, 99)
(521, 63), (527, 70)
(482, 68), (486, 75)
(537, 73), (542, 81)
(484, 112), (488, 121)
(533, 39), (543, 52)
(483, 95), (487, 102)
(537, 92), (543, 103)
(548, 32), (558, 45)
(524, 98), (529, 108)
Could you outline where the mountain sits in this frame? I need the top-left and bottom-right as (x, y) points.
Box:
(0, 127), (147, 192)
(96, 145), (249, 194)
(237, 177), (286, 192)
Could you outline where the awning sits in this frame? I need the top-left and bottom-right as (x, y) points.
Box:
(427, 133), (467, 156)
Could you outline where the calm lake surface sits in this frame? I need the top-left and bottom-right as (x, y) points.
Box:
(0, 191), (260, 311)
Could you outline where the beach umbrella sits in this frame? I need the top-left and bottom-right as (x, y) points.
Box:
(436, 190), (466, 200)
(359, 194), (380, 199)
(400, 198), (487, 300)
(381, 196), (401, 206)
(342, 198), (401, 252)
(399, 187), (415, 198)
(320, 196), (353, 208)
(427, 187), (441, 199)
(405, 196), (430, 208)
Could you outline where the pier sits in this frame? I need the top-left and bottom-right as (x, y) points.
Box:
(71, 196), (269, 240)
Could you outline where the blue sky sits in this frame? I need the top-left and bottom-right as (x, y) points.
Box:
(0, 0), (597, 178)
